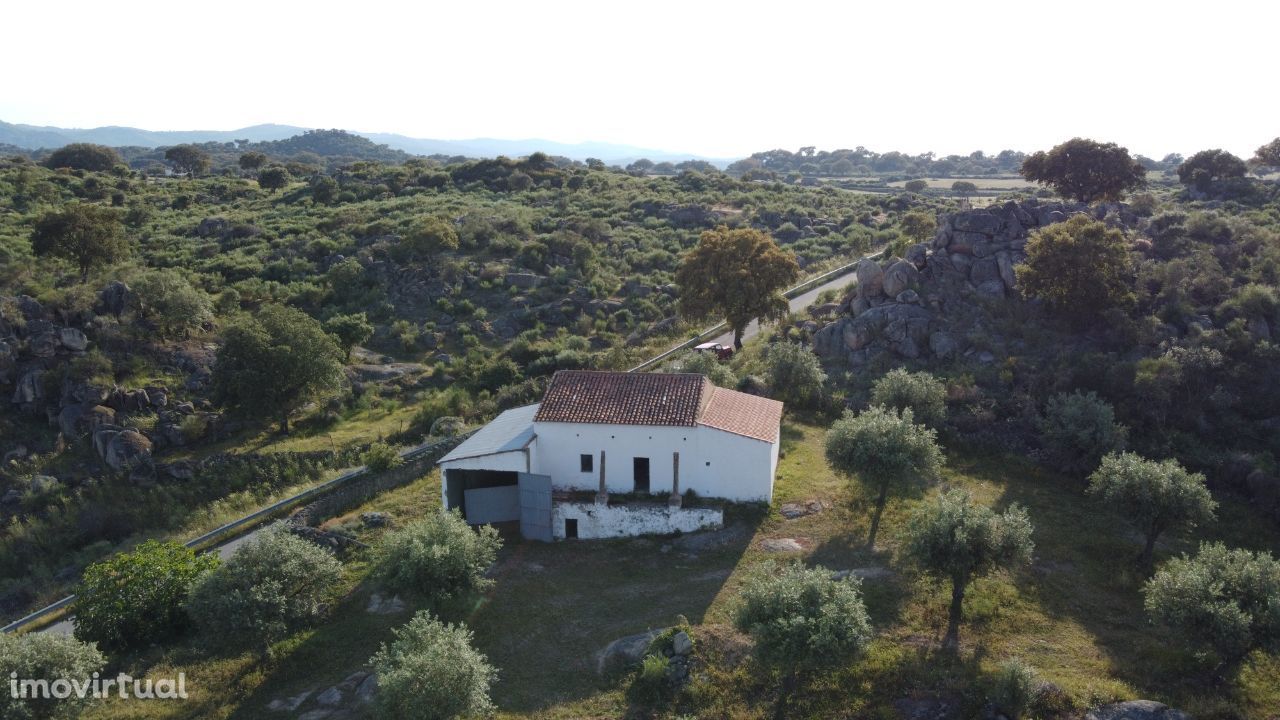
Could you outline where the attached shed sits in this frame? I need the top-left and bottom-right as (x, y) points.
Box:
(438, 403), (543, 529)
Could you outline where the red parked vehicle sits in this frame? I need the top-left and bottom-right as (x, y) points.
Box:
(694, 342), (734, 361)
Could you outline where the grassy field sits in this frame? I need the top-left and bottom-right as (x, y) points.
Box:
(80, 421), (1280, 719)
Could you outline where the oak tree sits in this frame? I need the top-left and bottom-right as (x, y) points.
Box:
(1020, 138), (1147, 202)
(676, 227), (799, 349)
(1177, 149), (1247, 191)
(30, 203), (129, 280)
(164, 144), (211, 176)
(1017, 214), (1135, 326)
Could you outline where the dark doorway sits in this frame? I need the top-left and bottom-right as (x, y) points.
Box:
(564, 518), (578, 539)
(633, 457), (650, 493)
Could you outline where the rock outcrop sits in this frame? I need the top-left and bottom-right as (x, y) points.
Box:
(812, 199), (1135, 365)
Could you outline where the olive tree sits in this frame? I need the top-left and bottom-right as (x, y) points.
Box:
(870, 368), (947, 427)
(372, 510), (502, 605)
(733, 561), (873, 714)
(825, 406), (944, 548)
(186, 527), (343, 654)
(1037, 391), (1127, 478)
(0, 632), (106, 720)
(1087, 452), (1217, 568)
(74, 540), (218, 651)
(1144, 543), (1280, 671)
(762, 341), (826, 409)
(30, 204), (129, 281)
(677, 227), (800, 349)
(370, 611), (497, 720)
(903, 490), (1034, 648)
(211, 304), (345, 433)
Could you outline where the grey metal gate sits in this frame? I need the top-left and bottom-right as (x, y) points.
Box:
(518, 472), (553, 542)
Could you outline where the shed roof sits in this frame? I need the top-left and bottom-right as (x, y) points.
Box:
(698, 387), (784, 443)
(438, 403), (538, 464)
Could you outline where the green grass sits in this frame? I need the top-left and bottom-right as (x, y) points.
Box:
(79, 420), (1280, 719)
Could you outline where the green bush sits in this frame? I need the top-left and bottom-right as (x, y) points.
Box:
(372, 510), (502, 604)
(671, 349), (737, 387)
(370, 611), (496, 720)
(870, 368), (947, 427)
(74, 540), (218, 652)
(761, 341), (827, 409)
(0, 632), (106, 720)
(1038, 391), (1127, 477)
(186, 527), (342, 653)
(988, 658), (1039, 719)
(363, 442), (404, 473)
(130, 268), (214, 337)
(1087, 452), (1216, 567)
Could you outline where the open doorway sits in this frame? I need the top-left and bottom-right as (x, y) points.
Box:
(633, 456), (650, 493)
(564, 518), (578, 539)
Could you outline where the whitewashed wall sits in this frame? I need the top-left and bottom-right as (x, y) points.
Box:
(532, 421), (775, 502)
(553, 502), (723, 539)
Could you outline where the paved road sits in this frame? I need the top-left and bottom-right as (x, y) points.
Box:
(707, 267), (859, 348)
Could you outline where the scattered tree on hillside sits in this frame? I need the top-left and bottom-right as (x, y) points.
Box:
(0, 632), (106, 720)
(903, 489), (1034, 648)
(951, 180), (978, 197)
(164, 144), (211, 176)
(900, 208), (937, 243)
(1087, 452), (1217, 568)
(1037, 390), (1127, 477)
(870, 368), (947, 427)
(1177, 150), (1248, 191)
(1017, 214), (1135, 326)
(1019, 138), (1147, 202)
(825, 406), (944, 548)
(186, 527), (343, 655)
(676, 227), (800, 349)
(30, 203), (129, 280)
(402, 216), (460, 259)
(1144, 543), (1280, 671)
(311, 175), (339, 204)
(238, 151), (267, 171)
(733, 561), (873, 715)
(211, 304), (345, 433)
(761, 341), (826, 409)
(904, 179), (929, 193)
(44, 143), (122, 172)
(1251, 137), (1280, 169)
(324, 312), (374, 359)
(257, 165), (291, 191)
(370, 611), (497, 720)
(75, 540), (218, 651)
(130, 267), (213, 338)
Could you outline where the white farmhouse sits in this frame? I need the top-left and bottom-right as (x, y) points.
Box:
(436, 370), (783, 540)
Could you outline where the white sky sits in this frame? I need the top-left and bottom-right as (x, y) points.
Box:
(2, 0), (1276, 159)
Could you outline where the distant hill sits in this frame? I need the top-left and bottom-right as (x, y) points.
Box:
(0, 120), (728, 166)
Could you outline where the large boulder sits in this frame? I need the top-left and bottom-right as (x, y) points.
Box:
(1085, 700), (1191, 720)
(505, 272), (544, 289)
(996, 251), (1017, 290)
(12, 368), (43, 406)
(58, 328), (88, 352)
(881, 260), (921, 298)
(929, 331), (959, 359)
(103, 430), (153, 472)
(597, 628), (667, 675)
(854, 258), (884, 298)
(28, 331), (59, 358)
(97, 281), (133, 317)
(969, 257), (1001, 286)
(57, 403), (116, 438)
(952, 211), (1002, 235)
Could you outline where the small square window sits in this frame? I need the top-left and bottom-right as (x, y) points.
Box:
(705, 461), (711, 466)
(580, 454), (593, 472)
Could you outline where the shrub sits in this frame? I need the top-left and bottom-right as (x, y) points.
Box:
(870, 368), (947, 427)
(761, 341), (827, 409)
(1144, 542), (1280, 669)
(372, 510), (502, 604)
(0, 632), (106, 720)
(370, 611), (496, 720)
(826, 406), (944, 548)
(186, 527), (342, 653)
(733, 561), (872, 706)
(130, 268), (213, 339)
(1017, 215), (1135, 327)
(323, 312), (373, 359)
(672, 349), (737, 388)
(363, 442), (404, 473)
(1087, 452), (1216, 568)
(75, 540), (219, 651)
(1037, 391), (1127, 477)
(988, 658), (1038, 720)
(629, 653), (673, 706)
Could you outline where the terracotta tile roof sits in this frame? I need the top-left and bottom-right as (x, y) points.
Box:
(534, 370), (784, 443)
(535, 371), (711, 426)
(698, 386), (784, 443)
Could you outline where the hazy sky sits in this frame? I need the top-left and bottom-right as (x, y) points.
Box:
(3, 0), (1275, 159)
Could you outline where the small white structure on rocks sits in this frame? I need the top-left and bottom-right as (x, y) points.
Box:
(437, 370), (783, 540)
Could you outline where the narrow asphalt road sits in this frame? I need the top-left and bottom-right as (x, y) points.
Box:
(706, 267), (858, 348)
